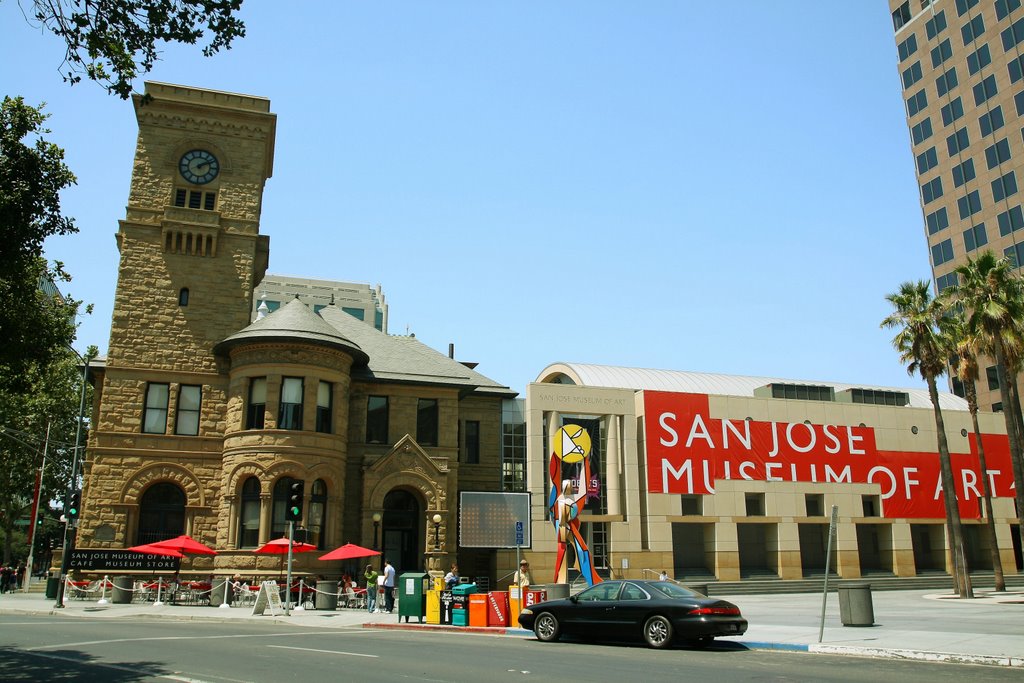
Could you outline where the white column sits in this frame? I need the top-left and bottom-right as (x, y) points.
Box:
(606, 414), (621, 515)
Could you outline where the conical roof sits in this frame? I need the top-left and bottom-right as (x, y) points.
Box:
(214, 298), (368, 363)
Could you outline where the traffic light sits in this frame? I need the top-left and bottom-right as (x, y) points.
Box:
(67, 489), (82, 521)
(285, 480), (304, 522)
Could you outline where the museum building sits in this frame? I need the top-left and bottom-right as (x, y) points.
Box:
(76, 82), (516, 580)
(515, 364), (1022, 584)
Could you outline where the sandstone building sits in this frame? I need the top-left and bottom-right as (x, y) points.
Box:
(78, 82), (515, 580)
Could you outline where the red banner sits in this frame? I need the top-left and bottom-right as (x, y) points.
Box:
(642, 391), (1016, 519)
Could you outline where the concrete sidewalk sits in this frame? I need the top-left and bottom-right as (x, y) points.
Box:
(1, 585), (1022, 668)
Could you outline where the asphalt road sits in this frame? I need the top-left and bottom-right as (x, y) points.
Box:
(1, 615), (1019, 683)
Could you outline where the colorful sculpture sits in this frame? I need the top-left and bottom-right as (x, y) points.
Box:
(548, 424), (602, 586)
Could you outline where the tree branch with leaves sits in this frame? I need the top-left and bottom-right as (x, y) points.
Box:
(22, 0), (246, 99)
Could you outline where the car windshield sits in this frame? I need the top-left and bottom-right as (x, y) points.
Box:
(648, 582), (702, 599)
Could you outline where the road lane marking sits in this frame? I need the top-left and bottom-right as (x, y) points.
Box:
(268, 645), (378, 658)
(26, 631), (321, 651)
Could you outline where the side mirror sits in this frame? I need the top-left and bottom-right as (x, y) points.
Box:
(569, 595), (578, 604)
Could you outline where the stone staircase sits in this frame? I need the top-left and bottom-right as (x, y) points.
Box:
(682, 571), (1024, 596)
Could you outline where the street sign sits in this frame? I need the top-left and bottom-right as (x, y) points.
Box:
(515, 520), (524, 546)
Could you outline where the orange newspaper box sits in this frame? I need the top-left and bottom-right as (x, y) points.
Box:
(508, 586), (521, 627)
(468, 593), (488, 627)
(487, 591), (509, 627)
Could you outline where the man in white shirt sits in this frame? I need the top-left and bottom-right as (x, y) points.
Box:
(382, 559), (396, 612)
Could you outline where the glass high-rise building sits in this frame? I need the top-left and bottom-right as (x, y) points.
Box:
(890, 0), (1024, 410)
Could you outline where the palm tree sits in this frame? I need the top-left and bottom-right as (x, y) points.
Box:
(882, 280), (971, 598)
(946, 313), (1005, 591)
(950, 252), (1024, 565)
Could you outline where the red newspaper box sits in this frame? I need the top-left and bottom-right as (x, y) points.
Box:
(523, 588), (547, 607)
(487, 591), (509, 627)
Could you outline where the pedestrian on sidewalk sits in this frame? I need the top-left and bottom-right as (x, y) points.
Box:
(513, 559), (532, 588)
(382, 559), (396, 613)
(444, 564), (460, 589)
(364, 564), (379, 612)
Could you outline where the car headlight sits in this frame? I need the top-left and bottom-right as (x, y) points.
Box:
(520, 608), (533, 616)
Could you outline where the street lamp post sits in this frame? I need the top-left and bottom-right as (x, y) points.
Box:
(372, 513), (381, 550)
(54, 350), (90, 609)
(432, 514), (442, 551)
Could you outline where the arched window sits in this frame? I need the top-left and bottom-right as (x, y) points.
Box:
(137, 482), (186, 544)
(271, 476), (301, 539)
(178, 287), (190, 306)
(238, 477), (261, 548)
(308, 479), (328, 549)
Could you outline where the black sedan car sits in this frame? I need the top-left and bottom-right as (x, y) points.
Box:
(518, 580), (747, 649)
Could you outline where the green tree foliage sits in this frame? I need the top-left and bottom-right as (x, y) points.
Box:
(945, 312), (1005, 592)
(25, 0), (247, 99)
(0, 346), (90, 565)
(881, 280), (972, 598)
(946, 251), (1024, 570)
(0, 96), (82, 394)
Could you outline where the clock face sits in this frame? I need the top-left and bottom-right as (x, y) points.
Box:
(179, 149), (219, 184)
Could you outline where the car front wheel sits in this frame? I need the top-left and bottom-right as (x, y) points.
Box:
(534, 612), (561, 642)
(643, 615), (673, 648)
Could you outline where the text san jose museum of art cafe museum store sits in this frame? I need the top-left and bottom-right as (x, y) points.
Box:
(522, 363), (1022, 583)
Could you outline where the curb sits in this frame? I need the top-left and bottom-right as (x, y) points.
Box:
(736, 640), (810, 652)
(808, 644), (1024, 668)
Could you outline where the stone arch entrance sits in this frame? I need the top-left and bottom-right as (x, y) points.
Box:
(382, 489), (423, 575)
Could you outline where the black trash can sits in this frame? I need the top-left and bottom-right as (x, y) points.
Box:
(837, 581), (874, 626)
(316, 580), (338, 610)
(112, 576), (134, 604)
(45, 574), (58, 600)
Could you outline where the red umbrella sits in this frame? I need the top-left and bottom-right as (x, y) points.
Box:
(148, 534), (217, 555)
(127, 543), (185, 558)
(252, 538), (318, 555)
(318, 543), (380, 561)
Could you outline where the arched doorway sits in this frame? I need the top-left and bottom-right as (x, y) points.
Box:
(382, 489), (421, 574)
(137, 482), (186, 544)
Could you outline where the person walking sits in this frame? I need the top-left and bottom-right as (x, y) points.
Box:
(382, 559), (396, 613)
(364, 563), (379, 613)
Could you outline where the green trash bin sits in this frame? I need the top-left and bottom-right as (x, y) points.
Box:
(397, 572), (431, 623)
(450, 582), (478, 627)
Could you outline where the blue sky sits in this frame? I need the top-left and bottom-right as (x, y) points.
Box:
(2, 2), (933, 394)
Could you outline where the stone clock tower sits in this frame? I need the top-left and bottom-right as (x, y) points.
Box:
(79, 83), (277, 551)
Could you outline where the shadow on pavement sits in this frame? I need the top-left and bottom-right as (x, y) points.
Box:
(0, 647), (173, 682)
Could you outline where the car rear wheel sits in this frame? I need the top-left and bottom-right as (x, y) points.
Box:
(534, 612), (561, 642)
(643, 615), (673, 648)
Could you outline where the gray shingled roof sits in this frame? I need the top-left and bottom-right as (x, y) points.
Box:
(318, 305), (515, 397)
(214, 298), (369, 363)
